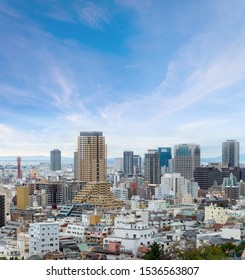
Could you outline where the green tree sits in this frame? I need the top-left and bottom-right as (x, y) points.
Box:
(220, 242), (236, 257)
(201, 245), (226, 260)
(234, 241), (245, 257)
(182, 247), (203, 260)
(143, 242), (163, 260)
(182, 245), (227, 260)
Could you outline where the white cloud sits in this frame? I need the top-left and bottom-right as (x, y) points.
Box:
(75, 1), (110, 30)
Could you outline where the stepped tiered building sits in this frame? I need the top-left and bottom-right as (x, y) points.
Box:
(72, 181), (124, 210)
(74, 131), (124, 210)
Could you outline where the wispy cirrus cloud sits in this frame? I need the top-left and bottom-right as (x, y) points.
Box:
(1, 0), (245, 158)
(74, 1), (110, 30)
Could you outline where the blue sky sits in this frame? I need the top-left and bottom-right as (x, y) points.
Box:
(1, 0), (245, 159)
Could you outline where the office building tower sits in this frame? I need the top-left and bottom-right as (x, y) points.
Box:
(74, 151), (78, 180)
(16, 156), (22, 179)
(158, 147), (172, 174)
(123, 151), (134, 177)
(133, 155), (142, 175)
(77, 131), (107, 182)
(222, 140), (240, 168)
(174, 144), (200, 180)
(29, 222), (60, 256)
(50, 149), (61, 171)
(144, 149), (161, 184)
(0, 195), (5, 227)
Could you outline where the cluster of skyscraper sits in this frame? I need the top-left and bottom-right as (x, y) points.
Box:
(119, 144), (200, 184)
(50, 133), (240, 189)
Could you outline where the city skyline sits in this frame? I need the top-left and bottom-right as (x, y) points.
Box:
(1, 1), (245, 158)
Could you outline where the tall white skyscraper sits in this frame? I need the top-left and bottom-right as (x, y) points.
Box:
(222, 140), (240, 168)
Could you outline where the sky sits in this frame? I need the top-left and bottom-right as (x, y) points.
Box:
(1, 0), (245, 159)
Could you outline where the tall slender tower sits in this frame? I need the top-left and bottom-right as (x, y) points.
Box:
(50, 149), (61, 171)
(123, 151), (134, 177)
(174, 144), (200, 180)
(17, 156), (22, 179)
(144, 149), (161, 184)
(74, 151), (78, 180)
(77, 131), (107, 182)
(222, 140), (239, 168)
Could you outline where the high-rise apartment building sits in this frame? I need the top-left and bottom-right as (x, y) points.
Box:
(222, 140), (239, 168)
(144, 149), (161, 184)
(174, 144), (200, 180)
(50, 149), (61, 171)
(123, 151), (134, 177)
(77, 131), (107, 182)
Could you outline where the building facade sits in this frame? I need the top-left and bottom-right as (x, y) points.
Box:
(222, 140), (239, 168)
(133, 155), (142, 175)
(16, 185), (29, 210)
(144, 150), (161, 184)
(0, 194), (5, 227)
(74, 151), (78, 180)
(123, 151), (134, 177)
(77, 131), (107, 182)
(174, 144), (200, 180)
(158, 147), (172, 174)
(50, 149), (61, 171)
(29, 222), (60, 256)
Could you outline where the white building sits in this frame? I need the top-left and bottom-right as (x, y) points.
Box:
(17, 232), (29, 258)
(184, 179), (199, 198)
(29, 222), (60, 256)
(130, 195), (141, 210)
(103, 217), (157, 257)
(0, 242), (21, 259)
(148, 199), (169, 212)
(111, 183), (128, 201)
(221, 223), (245, 240)
(155, 173), (185, 198)
(62, 224), (87, 242)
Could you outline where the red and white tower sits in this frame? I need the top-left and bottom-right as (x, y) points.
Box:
(17, 156), (22, 179)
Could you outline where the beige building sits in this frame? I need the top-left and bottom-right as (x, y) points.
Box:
(73, 181), (124, 210)
(16, 185), (29, 210)
(204, 205), (229, 224)
(77, 131), (107, 182)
